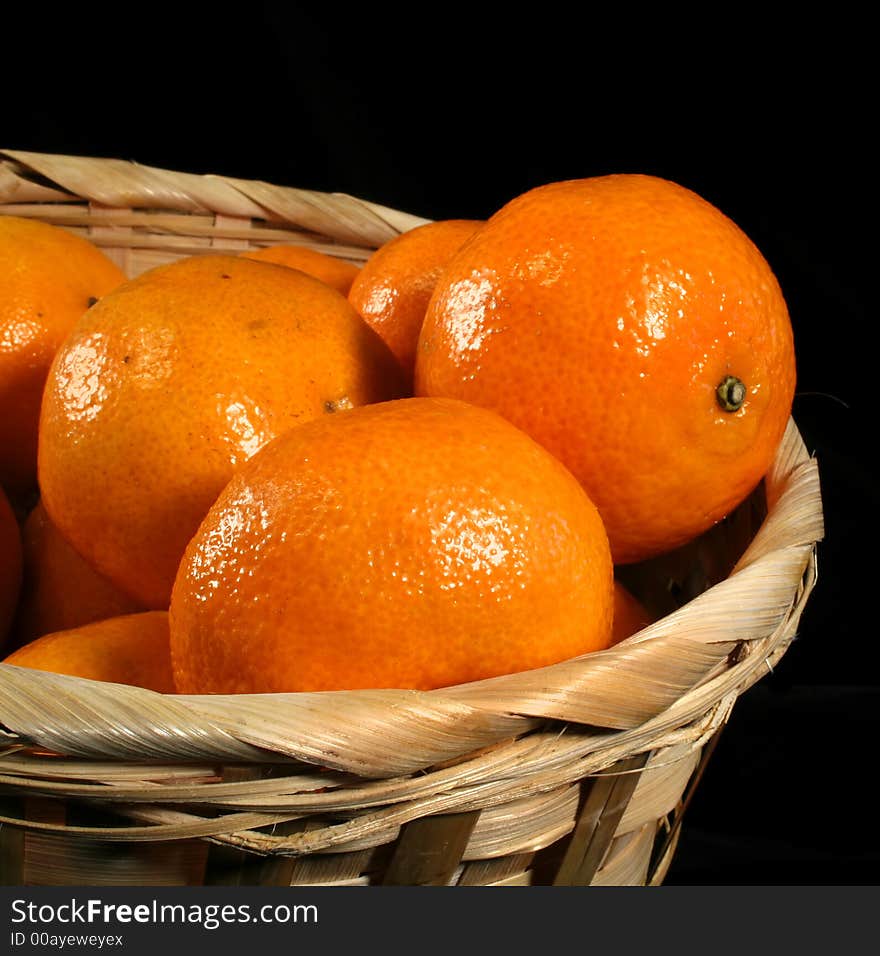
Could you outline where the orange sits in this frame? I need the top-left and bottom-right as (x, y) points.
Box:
(0, 484), (23, 648)
(610, 580), (654, 645)
(348, 219), (483, 385)
(38, 254), (406, 610)
(416, 174), (796, 564)
(239, 245), (361, 295)
(11, 500), (144, 649)
(2, 611), (174, 693)
(0, 216), (126, 501)
(169, 396), (613, 694)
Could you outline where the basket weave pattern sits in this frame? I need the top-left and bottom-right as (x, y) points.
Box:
(0, 151), (824, 886)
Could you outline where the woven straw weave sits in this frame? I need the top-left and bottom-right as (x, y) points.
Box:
(0, 150), (824, 886)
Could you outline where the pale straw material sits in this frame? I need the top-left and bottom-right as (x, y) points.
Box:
(0, 150), (824, 886)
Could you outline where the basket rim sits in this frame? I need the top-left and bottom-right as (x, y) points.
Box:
(0, 148), (432, 249)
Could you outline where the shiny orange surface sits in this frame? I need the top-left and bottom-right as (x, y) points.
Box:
(170, 396), (614, 694)
(415, 175), (796, 563)
(348, 219), (483, 385)
(38, 255), (405, 610)
(0, 216), (126, 501)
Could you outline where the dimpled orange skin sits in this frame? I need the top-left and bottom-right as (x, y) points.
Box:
(0, 485), (22, 649)
(2, 611), (175, 693)
(11, 500), (144, 649)
(170, 397), (614, 695)
(0, 216), (126, 500)
(348, 220), (483, 385)
(415, 175), (796, 564)
(38, 255), (406, 610)
(240, 245), (361, 295)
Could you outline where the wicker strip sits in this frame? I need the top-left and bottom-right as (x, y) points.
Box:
(591, 824), (656, 886)
(0, 150), (430, 247)
(552, 753), (649, 884)
(616, 743), (700, 835)
(0, 704), (730, 855)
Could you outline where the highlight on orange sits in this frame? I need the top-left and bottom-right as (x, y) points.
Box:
(416, 174), (796, 564)
(0, 216), (126, 500)
(170, 396), (614, 695)
(37, 254), (406, 610)
(348, 219), (483, 386)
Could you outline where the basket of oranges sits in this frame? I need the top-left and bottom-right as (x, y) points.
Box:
(0, 149), (823, 886)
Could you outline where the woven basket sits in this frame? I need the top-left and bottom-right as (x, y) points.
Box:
(0, 150), (824, 887)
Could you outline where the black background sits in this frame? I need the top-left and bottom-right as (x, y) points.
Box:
(4, 5), (876, 884)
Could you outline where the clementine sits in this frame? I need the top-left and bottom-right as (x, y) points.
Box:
(38, 254), (406, 610)
(348, 219), (483, 385)
(2, 611), (174, 693)
(170, 396), (614, 694)
(0, 216), (126, 501)
(11, 500), (144, 649)
(416, 174), (796, 563)
(610, 580), (654, 645)
(240, 245), (361, 295)
(0, 484), (22, 648)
